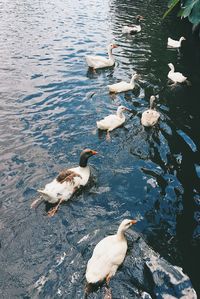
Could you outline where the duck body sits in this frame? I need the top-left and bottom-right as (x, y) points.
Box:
(35, 149), (98, 215)
(86, 56), (114, 69)
(86, 234), (127, 283)
(141, 96), (160, 127)
(38, 165), (90, 204)
(86, 219), (137, 284)
(122, 24), (141, 34)
(167, 37), (186, 48)
(168, 63), (187, 83)
(96, 106), (131, 132)
(141, 110), (160, 127)
(108, 73), (138, 93)
(85, 44), (118, 69)
(122, 15), (144, 34)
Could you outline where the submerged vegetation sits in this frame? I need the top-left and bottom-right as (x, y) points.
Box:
(164, 0), (200, 25)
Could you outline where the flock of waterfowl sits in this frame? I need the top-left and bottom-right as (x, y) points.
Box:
(31, 15), (188, 297)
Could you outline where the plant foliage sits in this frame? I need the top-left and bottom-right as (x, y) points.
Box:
(163, 0), (200, 25)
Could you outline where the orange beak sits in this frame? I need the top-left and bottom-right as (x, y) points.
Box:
(124, 107), (133, 112)
(112, 44), (118, 48)
(91, 150), (98, 155)
(130, 219), (137, 225)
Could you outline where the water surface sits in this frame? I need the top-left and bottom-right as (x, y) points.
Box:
(0, 0), (200, 297)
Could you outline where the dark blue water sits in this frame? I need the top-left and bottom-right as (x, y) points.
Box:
(0, 0), (200, 297)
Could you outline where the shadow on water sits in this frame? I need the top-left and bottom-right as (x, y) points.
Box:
(0, 0), (200, 297)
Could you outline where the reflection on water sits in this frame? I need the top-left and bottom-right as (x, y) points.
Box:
(0, 0), (200, 297)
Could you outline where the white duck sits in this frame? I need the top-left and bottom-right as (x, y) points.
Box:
(31, 149), (98, 216)
(85, 44), (118, 69)
(167, 36), (186, 48)
(168, 63), (187, 84)
(141, 96), (160, 127)
(108, 73), (139, 93)
(86, 219), (137, 289)
(122, 15), (144, 34)
(96, 106), (132, 140)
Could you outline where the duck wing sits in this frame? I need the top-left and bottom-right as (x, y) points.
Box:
(86, 55), (111, 68)
(97, 114), (123, 131)
(86, 235), (127, 283)
(56, 169), (82, 184)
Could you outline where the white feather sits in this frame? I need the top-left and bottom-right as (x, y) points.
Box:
(85, 44), (117, 69)
(122, 24), (141, 34)
(96, 106), (130, 132)
(167, 37), (185, 48)
(86, 219), (136, 284)
(141, 96), (160, 127)
(37, 166), (90, 204)
(168, 63), (187, 83)
(108, 73), (138, 93)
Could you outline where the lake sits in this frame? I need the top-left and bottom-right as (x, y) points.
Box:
(0, 0), (200, 297)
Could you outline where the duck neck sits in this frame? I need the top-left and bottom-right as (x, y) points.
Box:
(130, 76), (136, 86)
(79, 155), (89, 167)
(117, 110), (124, 118)
(150, 97), (155, 109)
(108, 47), (114, 61)
(136, 18), (140, 25)
(117, 227), (126, 240)
(169, 65), (175, 73)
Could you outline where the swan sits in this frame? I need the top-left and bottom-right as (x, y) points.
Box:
(108, 73), (139, 93)
(141, 96), (160, 127)
(168, 63), (187, 84)
(167, 37), (186, 48)
(85, 44), (118, 69)
(122, 15), (144, 34)
(96, 106), (132, 140)
(31, 149), (98, 216)
(86, 219), (137, 293)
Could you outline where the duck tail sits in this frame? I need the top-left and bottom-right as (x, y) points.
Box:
(37, 189), (52, 198)
(30, 196), (44, 209)
(37, 189), (47, 195)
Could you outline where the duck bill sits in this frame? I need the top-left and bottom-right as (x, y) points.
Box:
(112, 44), (118, 48)
(130, 220), (137, 225)
(124, 107), (133, 113)
(91, 150), (98, 155)
(136, 74), (141, 79)
(139, 15), (145, 20)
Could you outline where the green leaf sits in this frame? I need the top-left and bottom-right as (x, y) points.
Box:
(180, 0), (198, 18)
(168, 0), (176, 6)
(163, 0), (180, 19)
(180, 6), (194, 18)
(189, 1), (200, 24)
(177, 8), (185, 17)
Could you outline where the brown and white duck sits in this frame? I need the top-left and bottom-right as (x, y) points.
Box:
(122, 15), (144, 34)
(31, 149), (98, 216)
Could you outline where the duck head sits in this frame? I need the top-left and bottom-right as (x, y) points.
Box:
(118, 219), (137, 233)
(108, 43), (118, 51)
(79, 149), (98, 167)
(131, 72), (140, 83)
(117, 105), (132, 116)
(136, 15), (144, 22)
(168, 63), (174, 71)
(180, 36), (186, 43)
(149, 95), (156, 109)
